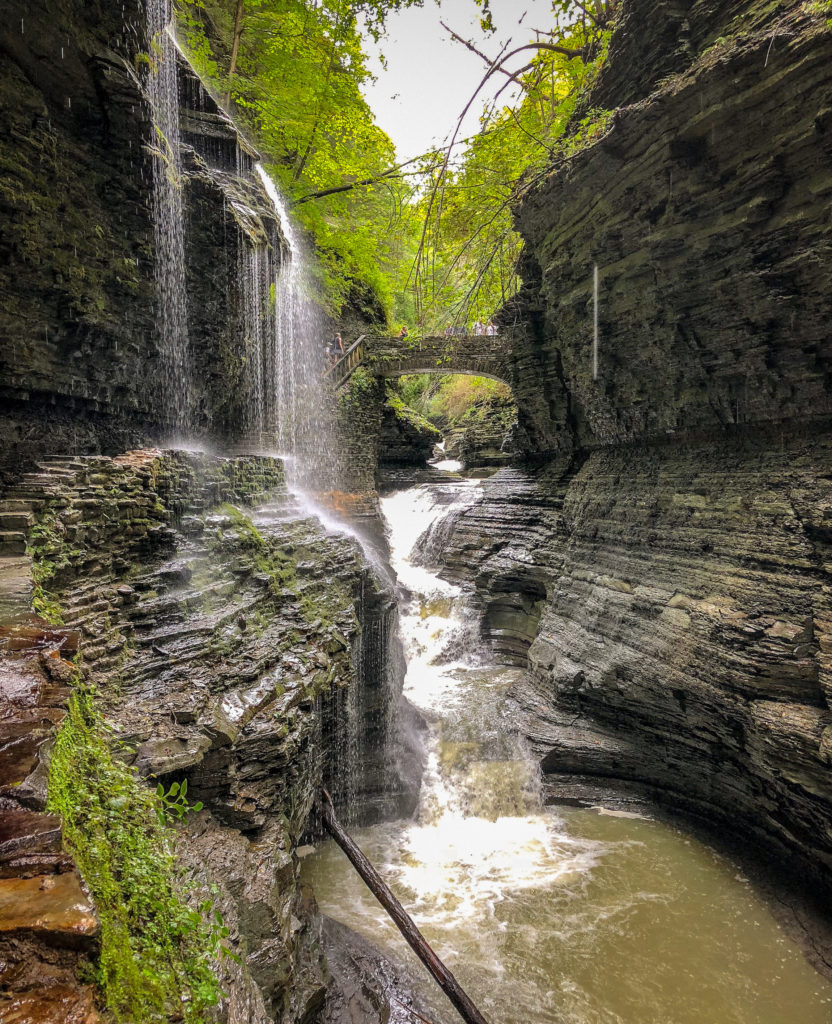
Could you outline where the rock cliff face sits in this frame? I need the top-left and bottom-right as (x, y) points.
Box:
(0, 450), (411, 1021)
(430, 0), (832, 908)
(0, 0), (381, 482)
(377, 395), (442, 466)
(442, 394), (519, 469)
(501, 1), (832, 456)
(0, 0), (282, 472)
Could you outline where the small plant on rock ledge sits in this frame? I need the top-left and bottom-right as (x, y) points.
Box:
(156, 779), (203, 826)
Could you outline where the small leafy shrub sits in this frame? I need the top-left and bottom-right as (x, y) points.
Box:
(427, 375), (514, 425)
(156, 779), (203, 826)
(48, 689), (227, 1023)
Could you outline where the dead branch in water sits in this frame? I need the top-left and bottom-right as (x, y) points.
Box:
(317, 789), (491, 1024)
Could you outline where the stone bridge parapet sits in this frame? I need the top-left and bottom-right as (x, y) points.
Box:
(366, 333), (511, 383)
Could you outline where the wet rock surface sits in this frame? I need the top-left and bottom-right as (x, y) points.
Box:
(504, 3), (832, 455)
(0, 984), (99, 1024)
(320, 917), (453, 1024)
(0, 623), (100, 1021)
(0, 448), (410, 1022)
(429, 430), (832, 917)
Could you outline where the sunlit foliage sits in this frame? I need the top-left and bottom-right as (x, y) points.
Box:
(176, 0), (423, 316)
(410, 11), (616, 332)
(175, 1), (616, 328)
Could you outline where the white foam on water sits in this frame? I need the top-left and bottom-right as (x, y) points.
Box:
(433, 458), (463, 473)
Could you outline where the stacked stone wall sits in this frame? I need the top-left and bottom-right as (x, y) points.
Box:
(334, 368), (387, 497)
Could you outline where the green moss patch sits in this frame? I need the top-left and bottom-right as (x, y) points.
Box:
(48, 688), (226, 1023)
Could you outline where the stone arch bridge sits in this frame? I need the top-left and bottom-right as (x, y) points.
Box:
(325, 333), (513, 388)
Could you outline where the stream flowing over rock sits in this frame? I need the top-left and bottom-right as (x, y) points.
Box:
(429, 0), (832, 910)
(2, 0), (832, 1020)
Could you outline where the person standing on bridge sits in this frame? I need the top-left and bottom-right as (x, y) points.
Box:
(326, 332), (343, 367)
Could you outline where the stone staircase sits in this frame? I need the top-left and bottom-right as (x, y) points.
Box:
(0, 457), (85, 557)
(0, 461), (101, 1021)
(0, 633), (100, 1022)
(324, 333), (366, 388)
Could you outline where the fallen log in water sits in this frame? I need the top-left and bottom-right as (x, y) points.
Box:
(317, 789), (491, 1024)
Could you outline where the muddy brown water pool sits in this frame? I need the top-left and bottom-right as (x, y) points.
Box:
(303, 479), (832, 1024)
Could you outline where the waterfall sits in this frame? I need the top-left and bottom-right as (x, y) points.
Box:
(255, 165), (336, 490)
(143, 19), (336, 475)
(239, 243), (270, 439)
(145, 0), (190, 426)
(348, 570), (407, 824)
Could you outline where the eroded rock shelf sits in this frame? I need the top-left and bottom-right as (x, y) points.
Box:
(2, 0), (832, 1019)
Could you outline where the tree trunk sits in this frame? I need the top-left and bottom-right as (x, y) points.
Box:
(226, 0), (245, 105)
(317, 791), (491, 1024)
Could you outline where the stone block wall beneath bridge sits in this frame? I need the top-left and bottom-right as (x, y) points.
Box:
(333, 367), (387, 500)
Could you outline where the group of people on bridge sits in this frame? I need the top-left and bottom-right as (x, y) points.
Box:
(443, 321), (498, 337)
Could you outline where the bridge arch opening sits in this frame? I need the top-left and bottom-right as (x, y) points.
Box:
(386, 372), (520, 470)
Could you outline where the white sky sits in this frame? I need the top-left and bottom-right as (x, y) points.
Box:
(362, 0), (554, 163)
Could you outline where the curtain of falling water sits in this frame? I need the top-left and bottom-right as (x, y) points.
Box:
(255, 165), (337, 491)
(145, 0), (190, 427)
(346, 574), (402, 825)
(303, 476), (832, 1024)
(239, 243), (271, 440)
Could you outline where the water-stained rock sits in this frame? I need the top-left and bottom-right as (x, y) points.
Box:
(0, 984), (99, 1024)
(0, 873), (98, 949)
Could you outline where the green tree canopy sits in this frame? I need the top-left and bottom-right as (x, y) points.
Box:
(410, 5), (617, 332)
(177, 0), (424, 316)
(175, 1), (617, 329)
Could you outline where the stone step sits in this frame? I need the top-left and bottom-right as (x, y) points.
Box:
(32, 465), (78, 476)
(0, 871), (99, 949)
(0, 511), (34, 531)
(37, 456), (88, 467)
(5, 487), (60, 501)
(0, 532), (27, 556)
(18, 473), (71, 483)
(0, 499), (37, 513)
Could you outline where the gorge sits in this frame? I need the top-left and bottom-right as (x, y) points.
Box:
(2, 0), (832, 1023)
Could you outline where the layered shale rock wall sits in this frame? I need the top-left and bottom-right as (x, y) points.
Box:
(432, 1), (832, 899)
(0, 0), (285, 473)
(0, 0), (382, 482)
(503, 1), (832, 454)
(1, 450), (408, 1021)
